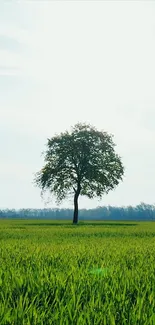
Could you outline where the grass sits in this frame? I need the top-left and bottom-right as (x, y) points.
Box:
(0, 219), (155, 324)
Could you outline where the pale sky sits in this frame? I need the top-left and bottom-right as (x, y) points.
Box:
(1, 0), (155, 209)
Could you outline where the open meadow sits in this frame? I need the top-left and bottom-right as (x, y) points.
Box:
(0, 219), (155, 325)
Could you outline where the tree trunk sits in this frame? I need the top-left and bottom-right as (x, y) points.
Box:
(73, 185), (81, 224)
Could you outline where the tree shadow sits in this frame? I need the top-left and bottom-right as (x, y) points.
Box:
(21, 221), (138, 227)
(79, 222), (137, 227)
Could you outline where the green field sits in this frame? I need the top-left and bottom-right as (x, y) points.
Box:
(0, 220), (155, 325)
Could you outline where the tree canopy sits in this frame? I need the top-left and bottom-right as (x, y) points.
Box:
(34, 123), (124, 223)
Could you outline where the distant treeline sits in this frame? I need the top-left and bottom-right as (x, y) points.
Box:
(0, 203), (155, 220)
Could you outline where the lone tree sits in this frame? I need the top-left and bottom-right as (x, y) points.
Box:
(34, 123), (124, 224)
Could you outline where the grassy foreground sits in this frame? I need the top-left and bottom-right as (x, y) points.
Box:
(0, 220), (155, 325)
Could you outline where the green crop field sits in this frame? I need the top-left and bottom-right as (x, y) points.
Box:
(0, 219), (155, 325)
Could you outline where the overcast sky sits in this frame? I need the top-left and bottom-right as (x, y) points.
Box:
(0, 0), (155, 209)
